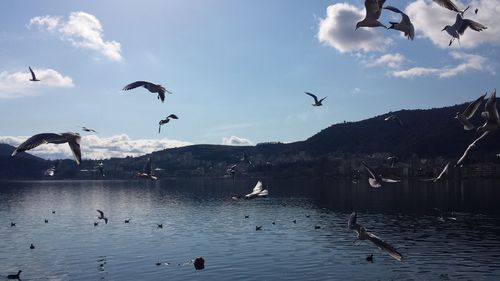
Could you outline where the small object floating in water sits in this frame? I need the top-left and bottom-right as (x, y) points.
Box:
(124, 219), (131, 223)
(155, 261), (162, 266)
(10, 222), (15, 227)
(158, 224), (163, 228)
(366, 254), (374, 262)
(256, 225), (262, 231)
(315, 225), (321, 229)
(194, 256), (205, 270)
(272, 221), (276, 225)
(94, 222), (98, 226)
(244, 215), (249, 219)
(293, 220), (297, 224)
(30, 243), (35, 250)
(44, 219), (48, 223)
(52, 211), (56, 214)
(306, 215), (310, 218)
(7, 270), (22, 280)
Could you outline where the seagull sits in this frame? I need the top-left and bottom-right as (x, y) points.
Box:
(474, 8), (478, 14)
(11, 133), (81, 165)
(158, 114), (179, 133)
(361, 161), (400, 188)
(356, 0), (387, 30)
(137, 157), (157, 180)
(80, 126), (98, 133)
(455, 93), (486, 130)
(348, 212), (402, 261)
(245, 180), (269, 199)
(96, 210), (108, 224)
(442, 13), (487, 46)
(29, 66), (40, 82)
(384, 6), (414, 40)
(7, 270), (22, 280)
(256, 225), (262, 231)
(387, 156), (399, 168)
(304, 92), (326, 106)
(420, 162), (450, 182)
(122, 81), (172, 103)
(384, 115), (403, 126)
(477, 89), (499, 133)
(30, 243), (35, 249)
(456, 131), (490, 166)
(44, 160), (60, 177)
(226, 164), (238, 179)
(432, 0), (469, 14)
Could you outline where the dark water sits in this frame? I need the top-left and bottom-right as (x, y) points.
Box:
(1, 178), (500, 280)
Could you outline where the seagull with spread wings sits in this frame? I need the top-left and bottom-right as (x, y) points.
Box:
(97, 210), (108, 224)
(456, 131), (490, 166)
(304, 92), (326, 106)
(477, 89), (500, 133)
(12, 133), (81, 165)
(361, 161), (400, 188)
(137, 157), (157, 180)
(455, 93), (486, 130)
(421, 162), (451, 182)
(29, 66), (40, 82)
(384, 6), (414, 40)
(432, 0), (469, 14)
(122, 81), (172, 103)
(158, 114), (179, 133)
(348, 212), (402, 261)
(442, 13), (487, 46)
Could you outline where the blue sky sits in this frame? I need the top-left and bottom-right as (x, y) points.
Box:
(0, 0), (498, 160)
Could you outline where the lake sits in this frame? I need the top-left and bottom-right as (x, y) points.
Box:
(1, 178), (500, 280)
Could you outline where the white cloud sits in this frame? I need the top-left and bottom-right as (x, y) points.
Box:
(390, 51), (492, 78)
(0, 134), (191, 160)
(406, 0), (500, 49)
(29, 12), (122, 61)
(366, 53), (406, 69)
(0, 68), (74, 98)
(222, 136), (253, 146)
(317, 3), (392, 53)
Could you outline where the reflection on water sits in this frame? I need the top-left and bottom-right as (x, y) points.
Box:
(1, 178), (500, 280)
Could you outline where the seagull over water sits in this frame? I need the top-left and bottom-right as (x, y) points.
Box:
(456, 131), (490, 166)
(12, 132), (81, 165)
(122, 81), (172, 103)
(348, 212), (402, 261)
(455, 93), (486, 130)
(442, 13), (487, 46)
(361, 161), (400, 188)
(304, 92), (326, 106)
(158, 114), (179, 133)
(356, 0), (387, 30)
(29, 66), (40, 82)
(384, 6), (414, 40)
(137, 157), (157, 180)
(421, 162), (450, 182)
(97, 210), (108, 224)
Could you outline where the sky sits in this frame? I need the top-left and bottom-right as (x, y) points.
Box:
(0, 0), (499, 160)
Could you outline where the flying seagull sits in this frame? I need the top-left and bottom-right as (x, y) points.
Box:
(361, 161), (400, 188)
(137, 156), (157, 180)
(384, 6), (414, 40)
(29, 66), (40, 82)
(304, 92), (326, 106)
(158, 114), (179, 133)
(420, 162), (450, 182)
(442, 13), (487, 46)
(474, 8), (478, 14)
(97, 210), (108, 224)
(384, 115), (403, 126)
(356, 0), (387, 30)
(12, 133), (81, 165)
(44, 160), (61, 177)
(245, 180), (269, 199)
(348, 212), (402, 261)
(455, 93), (486, 130)
(456, 131), (490, 166)
(122, 81), (172, 103)
(432, 0), (469, 14)
(477, 89), (499, 133)
(80, 126), (98, 133)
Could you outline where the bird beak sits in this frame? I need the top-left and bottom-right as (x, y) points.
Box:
(441, 27), (446, 31)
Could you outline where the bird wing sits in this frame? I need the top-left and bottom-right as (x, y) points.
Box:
(11, 133), (62, 156)
(463, 93), (486, 119)
(97, 210), (104, 218)
(361, 162), (377, 179)
(143, 157), (152, 175)
(348, 212), (361, 230)
(460, 19), (487, 34)
(484, 89), (499, 124)
(157, 90), (165, 102)
(365, 0), (385, 21)
(383, 5), (403, 14)
(434, 162), (450, 181)
(396, 117), (404, 126)
(457, 131), (490, 165)
(158, 124), (162, 133)
(122, 81), (151, 91)
(367, 232), (403, 261)
(319, 96), (327, 103)
(451, 13), (463, 31)
(29, 66), (37, 80)
(432, 0), (460, 13)
(68, 137), (82, 165)
(168, 114), (179, 119)
(381, 178), (401, 183)
(304, 92), (319, 103)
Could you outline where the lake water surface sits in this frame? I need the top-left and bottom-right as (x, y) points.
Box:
(1, 178), (500, 280)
